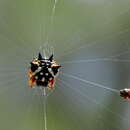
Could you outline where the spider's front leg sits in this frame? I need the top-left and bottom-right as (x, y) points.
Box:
(28, 69), (36, 88)
(48, 79), (55, 90)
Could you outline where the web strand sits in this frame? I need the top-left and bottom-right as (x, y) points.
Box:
(40, 88), (48, 130)
(46, 0), (58, 44)
(62, 73), (119, 94)
(43, 95), (47, 130)
(61, 58), (130, 64)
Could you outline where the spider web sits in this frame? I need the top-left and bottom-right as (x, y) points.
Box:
(0, 0), (130, 130)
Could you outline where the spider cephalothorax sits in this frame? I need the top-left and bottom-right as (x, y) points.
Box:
(28, 53), (61, 90)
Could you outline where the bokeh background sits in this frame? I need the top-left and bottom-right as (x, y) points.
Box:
(0, 0), (130, 130)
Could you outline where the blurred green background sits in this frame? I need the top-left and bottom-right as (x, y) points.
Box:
(0, 0), (130, 130)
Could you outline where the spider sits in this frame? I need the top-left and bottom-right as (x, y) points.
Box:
(120, 88), (130, 100)
(28, 53), (61, 90)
